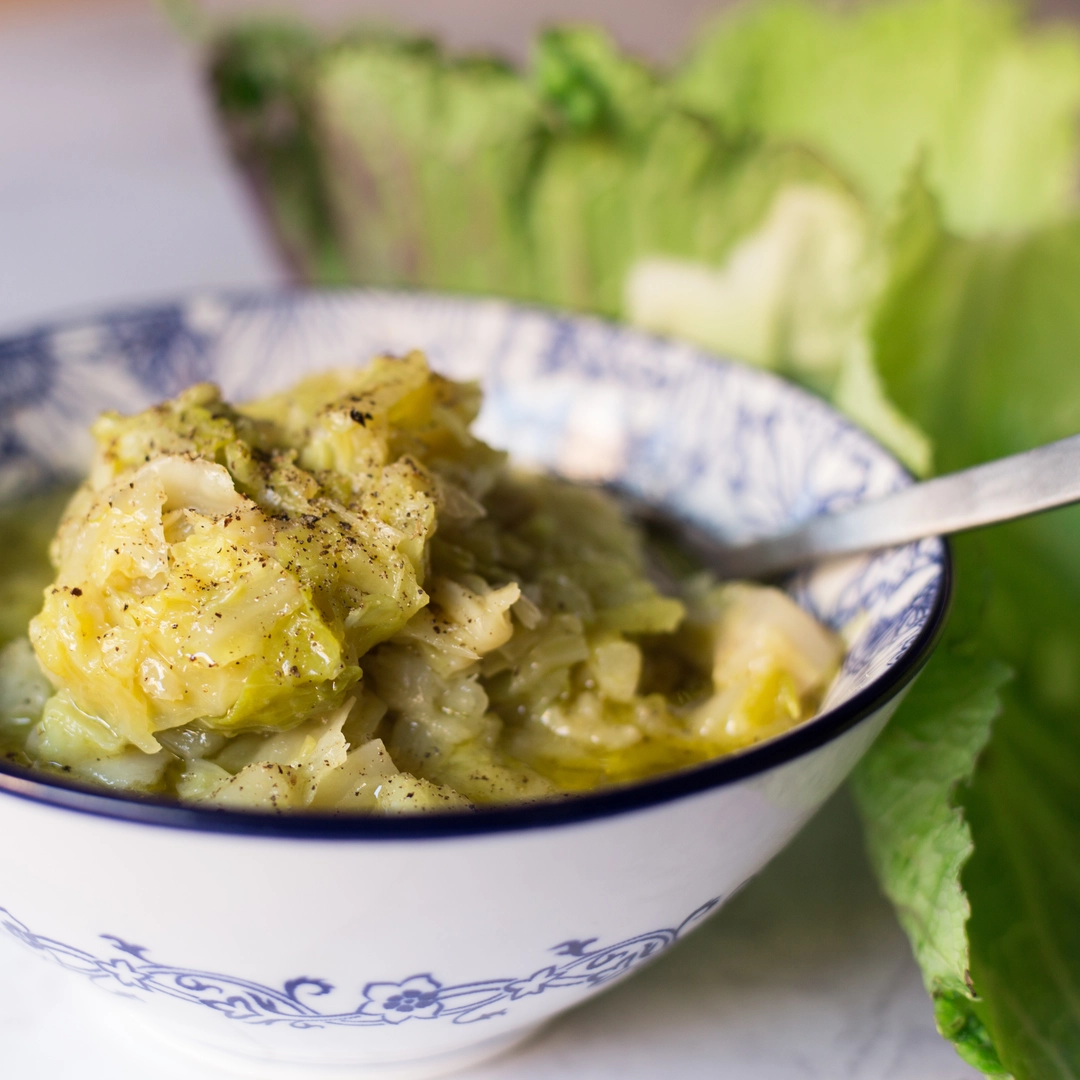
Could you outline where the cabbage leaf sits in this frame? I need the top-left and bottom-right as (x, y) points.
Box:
(676, 0), (1080, 234)
(851, 541), (1010, 1076)
(865, 182), (1080, 1078)
(211, 23), (859, 317)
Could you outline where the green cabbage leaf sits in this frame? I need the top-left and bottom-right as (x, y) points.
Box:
(851, 539), (1011, 1076)
(864, 181), (1080, 1079)
(676, 0), (1080, 234)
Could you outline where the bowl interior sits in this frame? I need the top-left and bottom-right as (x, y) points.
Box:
(0, 291), (946, 815)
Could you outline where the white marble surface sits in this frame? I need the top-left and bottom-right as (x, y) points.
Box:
(0, 5), (979, 1079)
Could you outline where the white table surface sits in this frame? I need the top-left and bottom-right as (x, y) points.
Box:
(0, 6), (979, 1079)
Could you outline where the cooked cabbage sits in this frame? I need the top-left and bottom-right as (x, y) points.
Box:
(0, 352), (842, 812)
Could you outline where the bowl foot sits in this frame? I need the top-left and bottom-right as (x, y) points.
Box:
(108, 1003), (544, 1080)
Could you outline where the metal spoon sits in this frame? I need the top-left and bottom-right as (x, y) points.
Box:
(630, 431), (1080, 581)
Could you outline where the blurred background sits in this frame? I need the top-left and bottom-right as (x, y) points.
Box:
(3, 0), (1079, 57)
(1, 0), (1078, 333)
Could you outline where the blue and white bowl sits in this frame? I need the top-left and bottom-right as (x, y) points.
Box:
(0, 292), (948, 1079)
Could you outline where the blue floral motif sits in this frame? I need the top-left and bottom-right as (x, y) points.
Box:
(0, 900), (718, 1029)
(359, 976), (444, 1023)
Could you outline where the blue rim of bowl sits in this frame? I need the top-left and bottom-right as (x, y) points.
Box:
(0, 294), (954, 839)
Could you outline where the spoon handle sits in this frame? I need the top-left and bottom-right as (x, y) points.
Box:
(717, 432), (1080, 579)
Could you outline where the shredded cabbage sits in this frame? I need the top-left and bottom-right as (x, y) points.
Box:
(2, 354), (842, 812)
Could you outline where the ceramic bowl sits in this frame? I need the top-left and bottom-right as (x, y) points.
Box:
(0, 292), (948, 1079)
